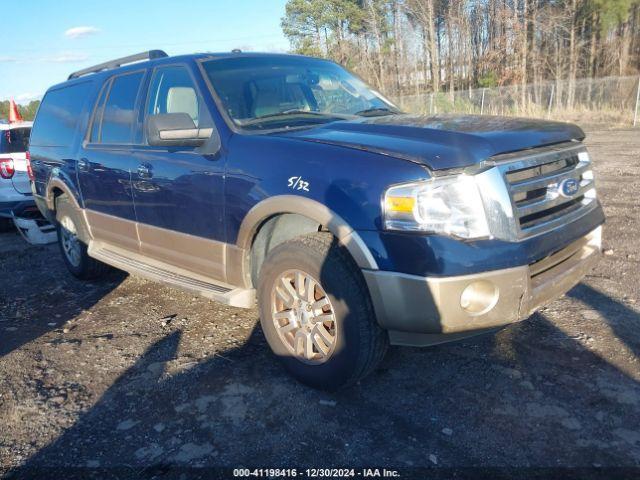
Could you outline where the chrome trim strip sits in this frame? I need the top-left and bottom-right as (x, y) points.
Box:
(518, 199), (599, 238)
(159, 127), (213, 140)
(509, 161), (590, 194)
(491, 142), (595, 240)
(475, 166), (518, 241)
(487, 142), (584, 167)
(516, 181), (594, 217)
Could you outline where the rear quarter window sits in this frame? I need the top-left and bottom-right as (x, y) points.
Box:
(0, 127), (31, 153)
(31, 82), (92, 147)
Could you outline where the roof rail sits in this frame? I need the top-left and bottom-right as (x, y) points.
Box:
(68, 50), (168, 80)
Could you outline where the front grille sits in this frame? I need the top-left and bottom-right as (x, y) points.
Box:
(493, 142), (597, 239)
(519, 196), (584, 229)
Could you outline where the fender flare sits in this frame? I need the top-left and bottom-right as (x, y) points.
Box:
(44, 177), (82, 211)
(236, 195), (378, 270)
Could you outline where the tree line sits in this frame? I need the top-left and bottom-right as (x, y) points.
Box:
(281, 0), (640, 106)
(0, 100), (40, 122)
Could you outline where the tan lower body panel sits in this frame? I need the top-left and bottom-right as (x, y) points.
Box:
(526, 226), (602, 315)
(84, 209), (229, 284)
(137, 222), (226, 281)
(364, 227), (603, 340)
(85, 210), (139, 253)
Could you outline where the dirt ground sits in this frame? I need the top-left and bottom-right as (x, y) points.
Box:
(0, 128), (639, 478)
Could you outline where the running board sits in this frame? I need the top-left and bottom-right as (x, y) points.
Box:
(89, 242), (255, 308)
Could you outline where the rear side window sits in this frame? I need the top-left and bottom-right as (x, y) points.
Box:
(30, 82), (92, 146)
(96, 71), (144, 144)
(0, 128), (31, 153)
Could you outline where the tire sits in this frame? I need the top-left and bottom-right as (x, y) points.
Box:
(55, 195), (109, 280)
(0, 217), (14, 233)
(257, 232), (388, 390)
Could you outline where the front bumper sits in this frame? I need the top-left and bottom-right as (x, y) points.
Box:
(363, 227), (602, 346)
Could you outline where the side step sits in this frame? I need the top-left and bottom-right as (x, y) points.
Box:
(89, 242), (255, 308)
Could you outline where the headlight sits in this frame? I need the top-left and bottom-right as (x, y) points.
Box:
(384, 175), (490, 239)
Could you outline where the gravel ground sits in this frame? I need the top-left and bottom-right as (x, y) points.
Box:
(0, 128), (639, 478)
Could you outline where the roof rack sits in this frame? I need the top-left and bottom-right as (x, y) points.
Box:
(68, 50), (168, 80)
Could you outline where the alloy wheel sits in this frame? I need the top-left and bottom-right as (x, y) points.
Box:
(60, 216), (82, 267)
(271, 269), (338, 364)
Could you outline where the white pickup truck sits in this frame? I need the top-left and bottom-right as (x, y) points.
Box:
(0, 121), (33, 231)
(1, 120), (56, 244)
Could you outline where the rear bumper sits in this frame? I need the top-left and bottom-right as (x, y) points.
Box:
(363, 227), (602, 346)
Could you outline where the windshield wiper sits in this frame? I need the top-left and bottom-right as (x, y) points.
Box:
(240, 109), (342, 126)
(354, 107), (400, 117)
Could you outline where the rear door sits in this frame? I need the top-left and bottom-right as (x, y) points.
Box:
(78, 70), (146, 252)
(131, 64), (226, 279)
(0, 127), (31, 194)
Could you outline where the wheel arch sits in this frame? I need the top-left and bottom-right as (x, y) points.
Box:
(44, 178), (94, 244)
(232, 195), (378, 288)
(45, 177), (81, 212)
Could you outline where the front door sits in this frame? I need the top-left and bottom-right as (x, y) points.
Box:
(131, 65), (226, 280)
(78, 70), (146, 252)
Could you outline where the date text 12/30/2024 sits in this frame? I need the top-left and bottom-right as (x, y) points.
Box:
(233, 468), (401, 477)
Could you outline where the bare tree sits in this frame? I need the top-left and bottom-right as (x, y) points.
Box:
(281, 0), (640, 101)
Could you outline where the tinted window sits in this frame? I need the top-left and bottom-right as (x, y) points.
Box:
(147, 66), (211, 129)
(0, 128), (31, 153)
(100, 72), (144, 144)
(30, 82), (92, 146)
(89, 81), (110, 143)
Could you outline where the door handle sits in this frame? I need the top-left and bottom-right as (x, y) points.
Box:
(137, 163), (153, 179)
(77, 158), (89, 171)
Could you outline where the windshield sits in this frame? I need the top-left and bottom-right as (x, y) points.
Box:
(201, 55), (399, 131)
(0, 127), (31, 154)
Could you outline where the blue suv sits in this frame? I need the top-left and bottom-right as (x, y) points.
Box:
(30, 50), (604, 389)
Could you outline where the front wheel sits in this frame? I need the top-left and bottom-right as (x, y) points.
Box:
(257, 232), (388, 390)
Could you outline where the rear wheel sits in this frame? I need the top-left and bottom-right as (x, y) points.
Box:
(257, 232), (388, 390)
(55, 195), (109, 280)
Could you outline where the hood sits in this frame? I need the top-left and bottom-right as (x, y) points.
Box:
(277, 114), (585, 171)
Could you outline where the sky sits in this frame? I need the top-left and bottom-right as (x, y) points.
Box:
(0, 0), (291, 103)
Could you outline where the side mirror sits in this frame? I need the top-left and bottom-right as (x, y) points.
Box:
(146, 113), (212, 147)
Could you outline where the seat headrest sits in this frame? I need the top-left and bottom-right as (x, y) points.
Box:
(167, 87), (198, 123)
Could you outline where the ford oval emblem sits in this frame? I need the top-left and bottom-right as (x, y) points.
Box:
(559, 178), (579, 197)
